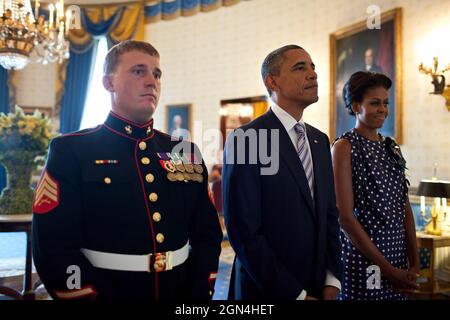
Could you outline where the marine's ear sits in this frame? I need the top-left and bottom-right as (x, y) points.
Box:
(102, 74), (115, 93)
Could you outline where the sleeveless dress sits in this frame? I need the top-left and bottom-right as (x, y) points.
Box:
(337, 129), (409, 300)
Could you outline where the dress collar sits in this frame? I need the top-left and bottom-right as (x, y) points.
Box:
(104, 111), (154, 140)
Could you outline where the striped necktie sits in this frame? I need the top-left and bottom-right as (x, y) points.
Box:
(294, 123), (314, 199)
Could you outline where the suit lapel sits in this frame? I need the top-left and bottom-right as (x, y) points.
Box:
(263, 110), (315, 215)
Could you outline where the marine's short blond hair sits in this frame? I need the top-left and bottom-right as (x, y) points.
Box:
(103, 40), (160, 75)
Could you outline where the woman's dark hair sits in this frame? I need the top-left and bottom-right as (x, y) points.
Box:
(342, 71), (392, 116)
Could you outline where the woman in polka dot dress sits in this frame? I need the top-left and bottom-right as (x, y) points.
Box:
(331, 71), (420, 300)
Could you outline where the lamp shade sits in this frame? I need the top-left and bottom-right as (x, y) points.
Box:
(417, 180), (450, 198)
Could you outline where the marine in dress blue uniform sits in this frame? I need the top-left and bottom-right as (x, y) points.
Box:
(31, 40), (222, 301)
(32, 112), (222, 300)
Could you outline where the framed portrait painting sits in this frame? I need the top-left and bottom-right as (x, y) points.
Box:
(330, 8), (403, 143)
(166, 103), (192, 141)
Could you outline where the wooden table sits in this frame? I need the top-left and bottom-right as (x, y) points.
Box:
(415, 232), (450, 298)
(0, 214), (36, 300)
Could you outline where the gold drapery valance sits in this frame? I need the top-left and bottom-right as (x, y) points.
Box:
(69, 1), (145, 53)
(145, 0), (244, 24)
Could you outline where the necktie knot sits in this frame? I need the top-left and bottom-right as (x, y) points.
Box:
(294, 123), (306, 138)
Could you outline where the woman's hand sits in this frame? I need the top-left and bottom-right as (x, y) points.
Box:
(407, 264), (421, 280)
(384, 266), (419, 291)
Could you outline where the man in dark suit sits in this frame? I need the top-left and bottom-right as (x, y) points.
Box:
(32, 40), (222, 300)
(364, 48), (383, 73)
(222, 45), (342, 300)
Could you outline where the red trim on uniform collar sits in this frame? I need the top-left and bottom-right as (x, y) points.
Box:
(110, 111), (154, 129)
(103, 124), (139, 141)
(142, 131), (156, 141)
(105, 112), (155, 140)
(60, 125), (103, 138)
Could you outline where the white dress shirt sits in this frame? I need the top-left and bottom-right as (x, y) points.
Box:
(270, 103), (341, 300)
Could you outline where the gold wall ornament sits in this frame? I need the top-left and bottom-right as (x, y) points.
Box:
(419, 57), (450, 111)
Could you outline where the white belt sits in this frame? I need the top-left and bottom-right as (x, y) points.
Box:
(81, 241), (190, 273)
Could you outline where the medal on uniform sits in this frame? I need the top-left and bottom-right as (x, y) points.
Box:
(182, 172), (191, 181)
(175, 162), (185, 172)
(175, 172), (184, 181)
(171, 154), (185, 173)
(179, 154), (194, 173)
(186, 153), (203, 174)
(193, 164), (203, 174)
(167, 172), (177, 181)
(157, 152), (171, 160)
(192, 173), (203, 183)
(94, 160), (119, 165)
(171, 152), (182, 162)
(184, 164), (194, 173)
(159, 160), (176, 173)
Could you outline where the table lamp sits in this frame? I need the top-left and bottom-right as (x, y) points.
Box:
(418, 179), (450, 236)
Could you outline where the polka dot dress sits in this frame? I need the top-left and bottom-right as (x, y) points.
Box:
(338, 129), (408, 300)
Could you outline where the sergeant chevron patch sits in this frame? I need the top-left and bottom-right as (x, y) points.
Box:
(33, 170), (60, 214)
(208, 271), (217, 290)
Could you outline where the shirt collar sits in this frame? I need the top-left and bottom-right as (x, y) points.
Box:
(270, 102), (306, 133)
(104, 111), (154, 140)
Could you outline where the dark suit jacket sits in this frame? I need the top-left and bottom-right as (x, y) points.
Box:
(222, 109), (342, 300)
(364, 64), (383, 74)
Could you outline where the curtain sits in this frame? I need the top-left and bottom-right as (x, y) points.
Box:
(0, 66), (9, 193)
(0, 66), (8, 113)
(69, 3), (144, 50)
(59, 44), (98, 133)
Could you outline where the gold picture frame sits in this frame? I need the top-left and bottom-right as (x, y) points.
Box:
(165, 103), (192, 141)
(330, 7), (403, 143)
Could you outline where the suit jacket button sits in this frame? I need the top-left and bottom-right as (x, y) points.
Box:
(139, 141), (147, 151)
(156, 233), (165, 243)
(152, 212), (161, 222)
(149, 193), (158, 202)
(146, 173), (155, 183)
(141, 157), (150, 165)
